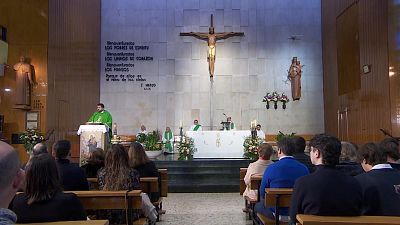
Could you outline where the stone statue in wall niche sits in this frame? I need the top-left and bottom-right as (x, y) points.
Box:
(13, 56), (34, 109)
(288, 57), (303, 101)
(180, 14), (244, 79)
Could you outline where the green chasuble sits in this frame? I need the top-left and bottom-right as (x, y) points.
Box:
(163, 131), (173, 153)
(88, 110), (113, 128)
(230, 122), (235, 130)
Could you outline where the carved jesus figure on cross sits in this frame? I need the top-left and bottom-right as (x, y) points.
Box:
(180, 14), (244, 79)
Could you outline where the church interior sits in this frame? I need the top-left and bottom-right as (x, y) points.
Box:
(0, 0), (400, 225)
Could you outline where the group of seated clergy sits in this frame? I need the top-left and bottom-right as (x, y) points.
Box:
(0, 139), (160, 224)
(243, 134), (400, 224)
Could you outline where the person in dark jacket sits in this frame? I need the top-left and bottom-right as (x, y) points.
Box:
(52, 140), (89, 191)
(128, 142), (159, 202)
(336, 142), (364, 176)
(380, 138), (400, 170)
(290, 134), (362, 224)
(11, 154), (86, 223)
(355, 143), (400, 216)
(292, 136), (314, 173)
(128, 142), (159, 177)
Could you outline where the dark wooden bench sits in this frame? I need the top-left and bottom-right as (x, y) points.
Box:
(70, 190), (146, 225)
(86, 169), (168, 221)
(256, 188), (293, 225)
(240, 168), (263, 221)
(19, 220), (109, 225)
(296, 214), (400, 225)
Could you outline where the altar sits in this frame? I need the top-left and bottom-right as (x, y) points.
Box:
(186, 130), (251, 158)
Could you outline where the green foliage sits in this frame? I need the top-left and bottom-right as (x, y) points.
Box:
(275, 131), (296, 142)
(243, 135), (263, 160)
(137, 130), (162, 151)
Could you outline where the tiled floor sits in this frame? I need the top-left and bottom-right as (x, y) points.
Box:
(157, 193), (253, 225)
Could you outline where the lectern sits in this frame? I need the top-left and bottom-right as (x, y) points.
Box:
(77, 124), (109, 166)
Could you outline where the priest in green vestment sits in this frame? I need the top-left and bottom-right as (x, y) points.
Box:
(163, 126), (174, 154)
(189, 119), (202, 131)
(87, 103), (113, 129)
(227, 117), (235, 130)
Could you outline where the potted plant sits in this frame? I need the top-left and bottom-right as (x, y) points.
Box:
(137, 130), (163, 158)
(276, 131), (296, 142)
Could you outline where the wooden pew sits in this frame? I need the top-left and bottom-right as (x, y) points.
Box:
(248, 174), (263, 221)
(256, 188), (293, 225)
(240, 167), (263, 220)
(70, 190), (146, 225)
(87, 177), (99, 190)
(20, 220), (109, 225)
(158, 168), (168, 198)
(296, 214), (400, 225)
(139, 169), (168, 221)
(240, 168), (247, 195)
(85, 168), (168, 221)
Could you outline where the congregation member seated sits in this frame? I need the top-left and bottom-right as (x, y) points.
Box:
(11, 154), (86, 223)
(52, 140), (89, 191)
(243, 143), (274, 211)
(380, 138), (400, 170)
(355, 143), (400, 216)
(81, 148), (105, 178)
(97, 144), (157, 224)
(292, 136), (314, 173)
(336, 142), (364, 176)
(128, 142), (158, 177)
(289, 134), (362, 224)
(128, 142), (159, 201)
(0, 141), (24, 224)
(254, 137), (309, 222)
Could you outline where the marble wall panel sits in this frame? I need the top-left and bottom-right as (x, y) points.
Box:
(101, 0), (324, 134)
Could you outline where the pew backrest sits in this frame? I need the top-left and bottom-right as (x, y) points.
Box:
(296, 214), (400, 225)
(19, 220), (109, 225)
(240, 168), (247, 195)
(158, 169), (168, 197)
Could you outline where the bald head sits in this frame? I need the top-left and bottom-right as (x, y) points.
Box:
(33, 143), (48, 156)
(0, 141), (20, 188)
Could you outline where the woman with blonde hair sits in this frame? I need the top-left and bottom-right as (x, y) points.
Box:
(337, 142), (364, 176)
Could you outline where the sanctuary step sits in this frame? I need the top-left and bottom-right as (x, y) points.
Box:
(154, 155), (252, 193)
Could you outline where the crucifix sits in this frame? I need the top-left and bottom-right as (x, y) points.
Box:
(180, 14), (244, 79)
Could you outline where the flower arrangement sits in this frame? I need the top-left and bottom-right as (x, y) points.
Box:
(177, 135), (197, 160)
(278, 93), (290, 109)
(263, 91), (290, 109)
(20, 129), (45, 153)
(243, 135), (263, 160)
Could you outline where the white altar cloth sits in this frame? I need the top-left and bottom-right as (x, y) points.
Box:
(186, 130), (251, 158)
(77, 125), (108, 135)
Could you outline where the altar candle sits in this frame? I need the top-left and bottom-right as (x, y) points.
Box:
(179, 120), (182, 128)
